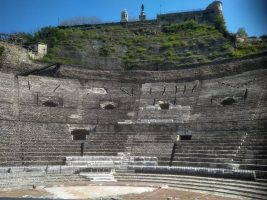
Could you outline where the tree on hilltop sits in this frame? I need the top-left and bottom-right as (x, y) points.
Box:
(237, 27), (248, 38)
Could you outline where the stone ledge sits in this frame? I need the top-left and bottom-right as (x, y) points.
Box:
(130, 166), (256, 180)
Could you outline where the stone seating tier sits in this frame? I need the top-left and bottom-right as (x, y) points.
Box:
(0, 54), (266, 180)
(115, 173), (267, 200)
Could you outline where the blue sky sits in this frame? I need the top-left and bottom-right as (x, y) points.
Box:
(0, 0), (266, 36)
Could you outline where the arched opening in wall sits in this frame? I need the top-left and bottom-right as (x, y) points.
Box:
(220, 97), (237, 106)
(42, 100), (58, 107)
(100, 102), (117, 110)
(159, 102), (170, 110)
(71, 129), (89, 140)
(103, 104), (116, 110)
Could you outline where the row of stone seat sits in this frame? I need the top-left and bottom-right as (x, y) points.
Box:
(127, 130), (267, 177)
(1, 120), (265, 176)
(0, 133), (128, 166)
(115, 173), (267, 200)
(0, 173), (88, 189)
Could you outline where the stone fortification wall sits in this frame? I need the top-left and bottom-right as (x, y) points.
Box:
(0, 53), (266, 167)
(157, 10), (212, 25)
(157, 1), (222, 25)
(60, 1), (222, 33)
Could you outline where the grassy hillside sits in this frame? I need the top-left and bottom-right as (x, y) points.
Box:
(26, 20), (267, 70)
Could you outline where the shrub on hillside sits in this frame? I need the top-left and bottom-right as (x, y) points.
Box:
(230, 43), (257, 58)
(214, 15), (227, 34)
(162, 20), (199, 33)
(99, 46), (110, 57)
(0, 46), (5, 57)
(0, 46), (4, 67)
(161, 42), (173, 50)
(237, 28), (248, 38)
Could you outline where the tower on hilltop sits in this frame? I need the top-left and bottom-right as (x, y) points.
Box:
(206, 0), (223, 15)
(121, 9), (128, 22)
(139, 4), (146, 21)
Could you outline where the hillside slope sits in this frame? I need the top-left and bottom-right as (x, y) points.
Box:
(4, 20), (267, 71)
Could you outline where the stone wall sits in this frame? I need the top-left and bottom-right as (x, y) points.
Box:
(157, 10), (214, 25)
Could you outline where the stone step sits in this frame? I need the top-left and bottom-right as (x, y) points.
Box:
(244, 150), (267, 154)
(160, 157), (233, 163)
(0, 160), (63, 166)
(0, 174), (89, 189)
(175, 140), (243, 144)
(239, 164), (267, 171)
(0, 156), (65, 162)
(66, 160), (115, 167)
(175, 146), (240, 150)
(115, 173), (267, 199)
(243, 154), (267, 159)
(255, 170), (267, 180)
(150, 150), (241, 154)
(65, 156), (157, 162)
(66, 156), (124, 161)
(158, 161), (233, 169)
(240, 159), (267, 165)
(79, 172), (116, 182)
(0, 151), (120, 157)
(171, 153), (239, 158)
(115, 173), (267, 190)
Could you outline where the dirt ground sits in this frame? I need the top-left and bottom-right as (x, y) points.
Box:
(0, 188), (50, 198)
(121, 188), (238, 200)
(0, 182), (238, 200)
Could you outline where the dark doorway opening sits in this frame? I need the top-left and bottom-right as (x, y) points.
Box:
(103, 104), (116, 110)
(43, 100), (58, 107)
(71, 129), (89, 140)
(179, 135), (192, 140)
(159, 102), (170, 110)
(220, 97), (237, 106)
